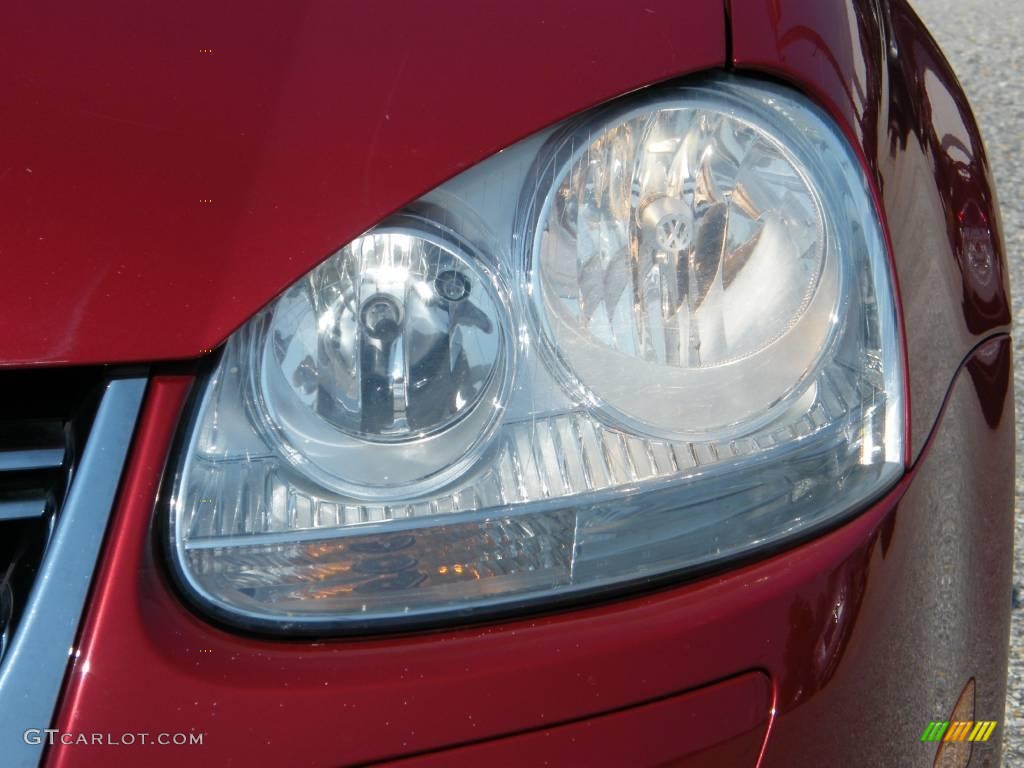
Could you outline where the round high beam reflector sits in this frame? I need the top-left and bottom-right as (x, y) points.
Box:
(530, 100), (840, 438)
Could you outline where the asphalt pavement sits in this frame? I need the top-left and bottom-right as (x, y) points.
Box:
(910, 0), (1024, 762)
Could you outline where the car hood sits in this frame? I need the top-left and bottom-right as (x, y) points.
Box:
(0, 1), (724, 366)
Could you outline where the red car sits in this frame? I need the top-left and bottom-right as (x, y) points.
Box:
(0, 0), (1012, 766)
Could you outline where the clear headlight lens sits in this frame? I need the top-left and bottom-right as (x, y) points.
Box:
(169, 77), (904, 633)
(532, 102), (838, 436)
(256, 224), (513, 497)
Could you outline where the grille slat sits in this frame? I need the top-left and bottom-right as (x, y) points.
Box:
(0, 499), (47, 521)
(0, 449), (64, 473)
(0, 419), (66, 472)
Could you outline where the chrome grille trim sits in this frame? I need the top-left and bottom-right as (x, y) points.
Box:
(0, 378), (146, 768)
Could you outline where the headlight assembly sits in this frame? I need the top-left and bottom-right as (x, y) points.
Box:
(168, 76), (905, 633)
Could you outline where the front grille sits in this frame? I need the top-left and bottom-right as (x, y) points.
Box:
(0, 368), (105, 662)
(0, 371), (145, 766)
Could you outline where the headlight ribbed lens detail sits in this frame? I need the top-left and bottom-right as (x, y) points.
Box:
(169, 78), (905, 633)
(530, 102), (839, 436)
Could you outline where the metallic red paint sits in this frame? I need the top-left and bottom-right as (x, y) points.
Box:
(23, 1), (1013, 765)
(376, 672), (772, 767)
(0, 0), (724, 368)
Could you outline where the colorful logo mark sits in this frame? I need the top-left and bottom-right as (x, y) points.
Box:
(921, 721), (997, 743)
